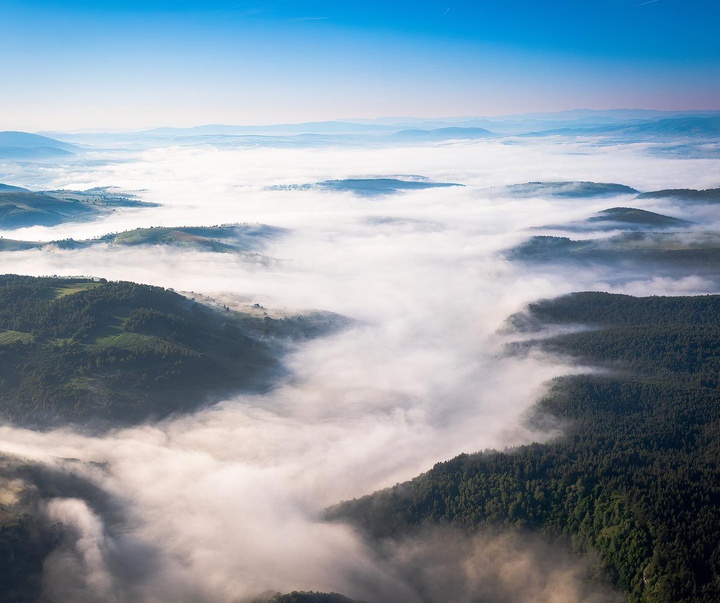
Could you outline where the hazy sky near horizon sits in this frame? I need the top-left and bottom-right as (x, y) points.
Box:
(1, 0), (719, 130)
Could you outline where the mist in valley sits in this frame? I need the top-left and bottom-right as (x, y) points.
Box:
(0, 137), (718, 602)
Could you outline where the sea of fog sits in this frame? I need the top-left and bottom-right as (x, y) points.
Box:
(0, 138), (718, 602)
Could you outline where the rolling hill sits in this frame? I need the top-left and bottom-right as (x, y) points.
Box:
(540, 207), (694, 232)
(636, 188), (720, 203)
(498, 181), (638, 198)
(0, 131), (79, 159)
(268, 177), (462, 197)
(508, 231), (720, 271)
(0, 275), (345, 428)
(0, 186), (158, 229)
(587, 207), (691, 228)
(0, 224), (287, 256)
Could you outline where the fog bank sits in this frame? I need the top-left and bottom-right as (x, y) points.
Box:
(0, 138), (718, 601)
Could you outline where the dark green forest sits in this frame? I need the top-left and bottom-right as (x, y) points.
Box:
(509, 232), (720, 271)
(328, 292), (720, 603)
(586, 207), (690, 228)
(636, 189), (720, 203)
(0, 275), (341, 428)
(0, 274), (349, 602)
(0, 511), (56, 603)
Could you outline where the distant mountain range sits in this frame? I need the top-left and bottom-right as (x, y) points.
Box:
(0, 131), (79, 159)
(138, 121), (395, 136)
(522, 116), (720, 139)
(347, 109), (720, 126)
(34, 110), (720, 145)
(391, 127), (494, 141)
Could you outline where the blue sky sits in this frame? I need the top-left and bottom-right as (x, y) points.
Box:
(1, 0), (718, 129)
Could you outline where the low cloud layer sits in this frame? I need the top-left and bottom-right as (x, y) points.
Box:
(345, 527), (623, 603)
(0, 138), (718, 602)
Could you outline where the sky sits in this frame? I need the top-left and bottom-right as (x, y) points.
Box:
(1, 0), (719, 130)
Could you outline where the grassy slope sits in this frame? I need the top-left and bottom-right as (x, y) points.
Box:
(0, 224), (284, 256)
(0, 275), (339, 428)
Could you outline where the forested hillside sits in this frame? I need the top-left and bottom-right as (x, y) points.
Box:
(328, 292), (720, 603)
(509, 232), (720, 271)
(0, 275), (341, 428)
(0, 224), (286, 257)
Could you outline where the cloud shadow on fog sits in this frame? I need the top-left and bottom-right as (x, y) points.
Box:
(0, 453), (167, 603)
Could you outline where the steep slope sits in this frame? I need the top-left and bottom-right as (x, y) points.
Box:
(329, 292), (720, 603)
